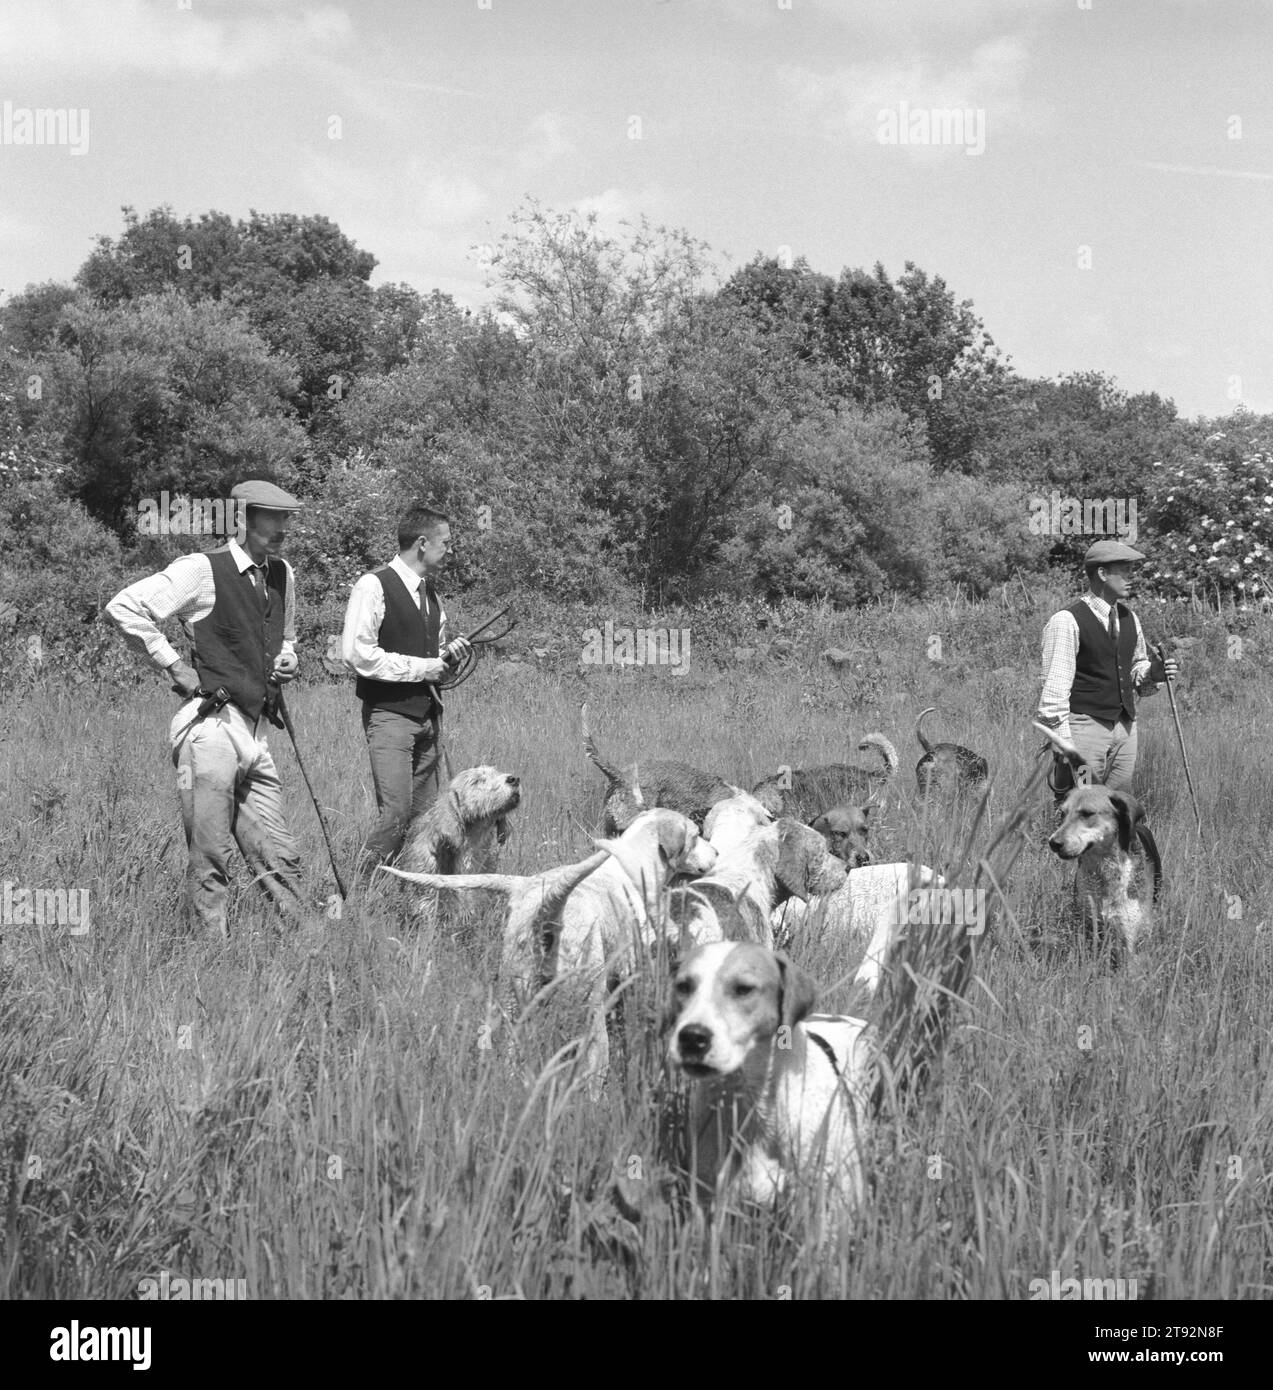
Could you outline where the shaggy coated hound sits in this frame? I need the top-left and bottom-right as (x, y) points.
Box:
(397, 766), (522, 875)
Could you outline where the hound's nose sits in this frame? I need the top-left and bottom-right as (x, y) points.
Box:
(853, 849), (872, 868)
(676, 1023), (712, 1061)
(507, 775), (520, 787)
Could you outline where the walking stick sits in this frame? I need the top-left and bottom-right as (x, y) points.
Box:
(1155, 643), (1202, 834)
(269, 681), (349, 901)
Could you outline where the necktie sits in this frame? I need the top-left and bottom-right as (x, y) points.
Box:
(420, 580), (435, 618)
(1107, 604), (1119, 644)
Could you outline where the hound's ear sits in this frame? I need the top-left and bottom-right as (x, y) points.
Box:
(657, 816), (691, 865)
(774, 821), (811, 899)
(776, 953), (817, 1029)
(810, 814), (829, 836)
(1107, 790), (1140, 853)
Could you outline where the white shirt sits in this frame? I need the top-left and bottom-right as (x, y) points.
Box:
(341, 554), (450, 684)
(1037, 592), (1160, 739)
(105, 539), (296, 673)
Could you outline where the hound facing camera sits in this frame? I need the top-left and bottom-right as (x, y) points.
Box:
(136, 492), (248, 540)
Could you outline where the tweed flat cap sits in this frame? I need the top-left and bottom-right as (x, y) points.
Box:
(230, 480), (303, 511)
(1083, 539), (1144, 564)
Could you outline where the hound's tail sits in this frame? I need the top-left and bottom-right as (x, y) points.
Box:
(580, 701), (627, 790)
(857, 732), (900, 776)
(379, 850), (610, 908)
(915, 707), (938, 756)
(1136, 824), (1164, 901)
(518, 851), (613, 942)
(378, 866), (526, 895)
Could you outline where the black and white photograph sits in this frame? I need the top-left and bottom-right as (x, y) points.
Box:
(0, 0), (1269, 1341)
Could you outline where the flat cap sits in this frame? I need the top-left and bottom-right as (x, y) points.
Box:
(230, 479), (303, 511)
(1084, 539), (1144, 565)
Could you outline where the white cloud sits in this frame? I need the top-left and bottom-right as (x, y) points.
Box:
(570, 187), (664, 234)
(780, 36), (1030, 152)
(418, 174), (489, 226)
(517, 111), (575, 172)
(0, 0), (352, 78)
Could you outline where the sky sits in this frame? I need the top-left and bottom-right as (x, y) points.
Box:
(1, 0), (1270, 418)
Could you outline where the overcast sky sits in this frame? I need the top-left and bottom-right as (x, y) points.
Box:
(1, 0), (1269, 417)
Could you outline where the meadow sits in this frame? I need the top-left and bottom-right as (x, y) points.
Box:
(2, 584), (1271, 1300)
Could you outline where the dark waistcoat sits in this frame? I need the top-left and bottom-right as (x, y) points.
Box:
(191, 547), (286, 720)
(1068, 599), (1137, 724)
(354, 567), (442, 719)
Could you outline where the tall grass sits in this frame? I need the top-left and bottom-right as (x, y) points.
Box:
(2, 593), (1271, 1298)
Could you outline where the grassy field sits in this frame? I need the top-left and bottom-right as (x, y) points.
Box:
(2, 589), (1272, 1300)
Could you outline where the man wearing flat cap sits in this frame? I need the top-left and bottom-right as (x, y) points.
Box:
(106, 480), (311, 938)
(1037, 539), (1180, 799)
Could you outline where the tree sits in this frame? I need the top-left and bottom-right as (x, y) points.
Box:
(36, 291), (304, 531)
(74, 205), (378, 425)
(1, 281), (80, 355)
(724, 255), (1009, 470)
(712, 408), (941, 606)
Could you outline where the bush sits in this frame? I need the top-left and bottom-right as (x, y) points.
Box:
(1141, 443), (1273, 604)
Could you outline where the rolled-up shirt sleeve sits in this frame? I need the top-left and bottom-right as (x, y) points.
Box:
(281, 559), (297, 660)
(104, 553), (211, 672)
(340, 574), (435, 683)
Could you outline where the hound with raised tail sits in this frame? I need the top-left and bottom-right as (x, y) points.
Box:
(1048, 784), (1162, 956)
(582, 702), (737, 835)
(667, 942), (873, 1210)
(914, 708), (989, 796)
(751, 734), (899, 823)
